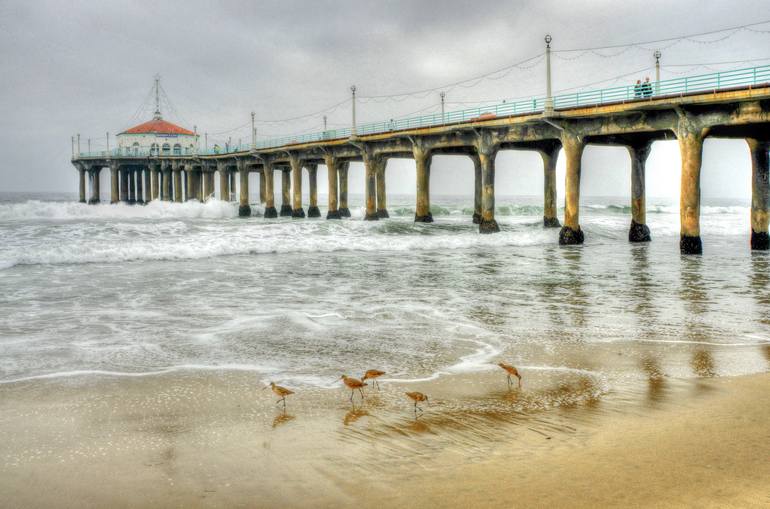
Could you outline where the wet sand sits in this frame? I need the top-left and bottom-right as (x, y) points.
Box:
(1, 370), (768, 508)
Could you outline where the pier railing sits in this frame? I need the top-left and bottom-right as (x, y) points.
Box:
(75, 64), (770, 159)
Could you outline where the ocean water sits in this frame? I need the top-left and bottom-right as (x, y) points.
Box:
(1, 191), (768, 397)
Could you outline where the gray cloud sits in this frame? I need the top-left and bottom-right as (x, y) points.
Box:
(0, 0), (767, 199)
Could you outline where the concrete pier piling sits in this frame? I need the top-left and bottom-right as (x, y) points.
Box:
(136, 168), (144, 204)
(89, 168), (100, 204)
(218, 163), (229, 202)
(363, 151), (380, 221)
(748, 138), (770, 250)
(162, 164), (172, 201)
(229, 171), (236, 202)
(476, 133), (499, 233)
(128, 169), (136, 204)
(110, 164), (119, 204)
(338, 162), (351, 217)
(238, 160), (251, 217)
(678, 124), (705, 254)
(290, 156), (305, 218)
(540, 143), (561, 228)
(307, 164), (321, 217)
(280, 169), (292, 216)
(559, 132), (585, 244)
(376, 158), (389, 218)
(78, 167), (86, 203)
(471, 153), (482, 224)
(413, 144), (433, 223)
(325, 155), (341, 219)
(150, 165), (159, 201)
(120, 168), (129, 202)
(263, 162), (278, 218)
(259, 170), (266, 205)
(144, 168), (151, 203)
(628, 142), (652, 242)
(173, 165), (183, 203)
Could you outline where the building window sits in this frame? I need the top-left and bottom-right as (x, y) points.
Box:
(173, 143), (181, 155)
(150, 143), (159, 156)
(132, 142), (140, 156)
(162, 143), (170, 155)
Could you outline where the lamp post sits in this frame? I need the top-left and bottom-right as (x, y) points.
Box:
(251, 111), (256, 149)
(544, 34), (553, 115)
(654, 50), (662, 95)
(77, 133), (81, 156)
(350, 85), (357, 138)
(106, 132), (110, 155)
(440, 91), (446, 124)
(71, 136), (75, 158)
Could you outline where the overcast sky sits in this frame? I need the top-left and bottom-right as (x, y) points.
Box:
(1, 0), (769, 201)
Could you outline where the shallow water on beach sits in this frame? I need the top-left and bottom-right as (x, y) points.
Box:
(0, 191), (769, 407)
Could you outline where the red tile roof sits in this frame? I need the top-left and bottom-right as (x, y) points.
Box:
(120, 119), (195, 136)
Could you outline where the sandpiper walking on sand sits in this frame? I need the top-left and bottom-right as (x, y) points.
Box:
(340, 375), (367, 403)
(497, 362), (522, 388)
(361, 369), (386, 390)
(405, 391), (429, 415)
(265, 382), (294, 409)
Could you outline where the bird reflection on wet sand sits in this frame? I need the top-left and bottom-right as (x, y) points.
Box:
(272, 410), (296, 429)
(343, 408), (369, 426)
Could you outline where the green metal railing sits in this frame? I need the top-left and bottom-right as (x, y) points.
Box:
(75, 64), (770, 159)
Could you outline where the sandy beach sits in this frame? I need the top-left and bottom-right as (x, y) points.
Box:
(1, 368), (768, 508)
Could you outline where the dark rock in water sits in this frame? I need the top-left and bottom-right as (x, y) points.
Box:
(338, 207), (351, 218)
(326, 210), (341, 219)
(264, 206), (278, 218)
(628, 220), (651, 242)
(291, 208), (305, 218)
(751, 230), (769, 250)
(238, 205), (252, 217)
(680, 235), (702, 255)
(279, 204), (293, 217)
(559, 226), (584, 245)
(307, 206), (321, 218)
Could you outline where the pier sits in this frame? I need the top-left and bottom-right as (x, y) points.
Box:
(72, 64), (770, 254)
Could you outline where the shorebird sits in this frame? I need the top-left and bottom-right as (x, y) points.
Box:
(361, 369), (386, 390)
(405, 391), (429, 415)
(264, 382), (294, 409)
(339, 375), (367, 403)
(497, 362), (522, 388)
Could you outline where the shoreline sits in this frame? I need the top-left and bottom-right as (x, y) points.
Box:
(1, 369), (768, 507)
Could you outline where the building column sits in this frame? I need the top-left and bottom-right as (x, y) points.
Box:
(540, 143), (561, 228)
(143, 167), (151, 204)
(325, 154), (340, 219)
(559, 132), (585, 244)
(338, 162), (351, 217)
(162, 165), (171, 201)
(263, 162), (277, 218)
(678, 126), (704, 254)
(413, 144), (433, 223)
(174, 165), (183, 203)
(136, 168), (144, 204)
(748, 138), (769, 250)
(307, 164), (321, 217)
(78, 167), (86, 203)
(280, 169), (292, 216)
(201, 170), (209, 201)
(218, 164), (229, 201)
(238, 161), (251, 217)
(290, 156), (305, 218)
(478, 139), (500, 233)
(259, 170), (266, 204)
(628, 141), (653, 242)
(376, 158), (389, 218)
(229, 172), (236, 202)
(186, 168), (195, 202)
(110, 164), (119, 204)
(470, 153), (482, 224)
(128, 169), (136, 204)
(363, 152), (380, 221)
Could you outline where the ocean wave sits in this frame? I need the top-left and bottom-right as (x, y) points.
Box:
(0, 199), (239, 221)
